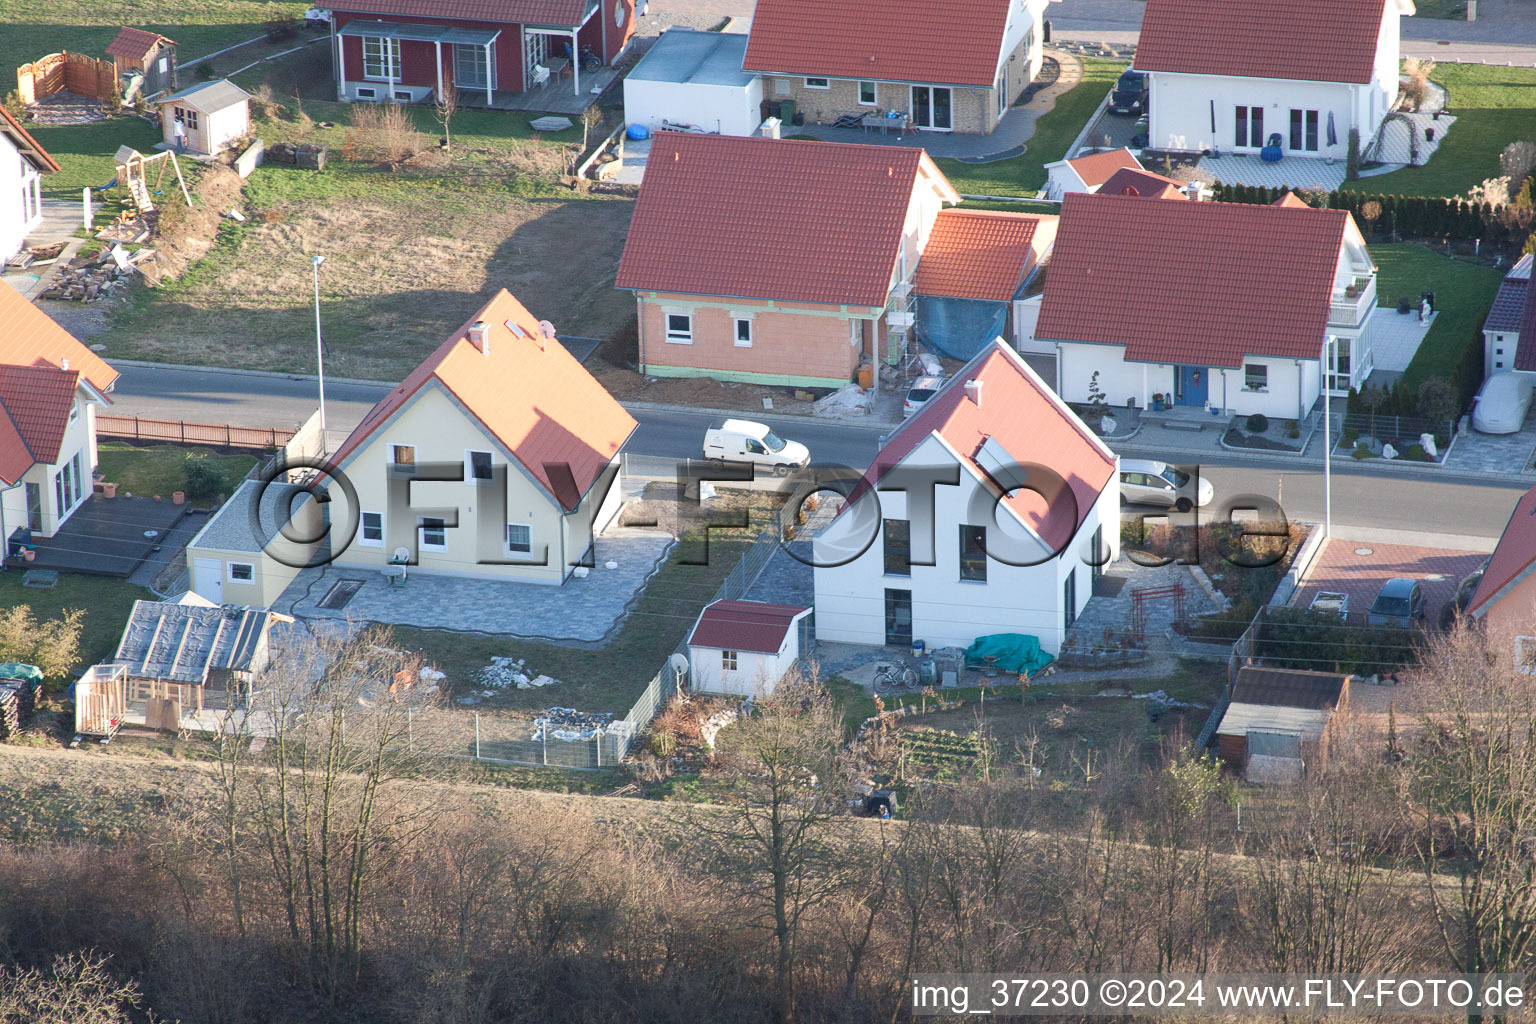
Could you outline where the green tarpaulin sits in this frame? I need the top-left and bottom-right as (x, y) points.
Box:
(963, 634), (1054, 675)
(0, 663), (42, 684)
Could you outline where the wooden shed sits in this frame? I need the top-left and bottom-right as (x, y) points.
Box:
(1214, 666), (1351, 782)
(105, 27), (178, 100)
(157, 79), (251, 157)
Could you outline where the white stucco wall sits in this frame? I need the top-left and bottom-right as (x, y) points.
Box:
(0, 134), (44, 264)
(623, 78), (765, 136)
(1146, 70), (1358, 162)
(1043, 162), (1089, 201)
(690, 617), (805, 696)
(1486, 330), (1522, 376)
(16, 393), (100, 539)
(813, 435), (1119, 654)
(1056, 342), (1323, 419)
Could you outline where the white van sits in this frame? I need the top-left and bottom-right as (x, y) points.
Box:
(1119, 459), (1213, 512)
(702, 419), (810, 475)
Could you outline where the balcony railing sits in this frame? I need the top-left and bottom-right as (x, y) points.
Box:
(1328, 276), (1376, 327)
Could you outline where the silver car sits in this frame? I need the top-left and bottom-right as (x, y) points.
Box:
(903, 376), (945, 418)
(1118, 459), (1213, 512)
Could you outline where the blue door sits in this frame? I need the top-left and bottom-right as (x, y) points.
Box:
(1177, 366), (1208, 406)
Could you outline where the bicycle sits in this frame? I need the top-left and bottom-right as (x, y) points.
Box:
(872, 658), (919, 691)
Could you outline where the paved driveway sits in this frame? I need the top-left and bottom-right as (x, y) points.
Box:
(1446, 416), (1536, 474)
(1293, 538), (1487, 624)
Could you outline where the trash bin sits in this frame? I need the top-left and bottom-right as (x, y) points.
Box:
(778, 99), (795, 127)
(857, 364), (874, 389)
(910, 639), (926, 659)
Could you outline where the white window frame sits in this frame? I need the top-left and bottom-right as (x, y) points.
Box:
(359, 511), (384, 547)
(722, 650), (739, 671)
(173, 105), (199, 131)
(419, 516), (448, 552)
(227, 561), (256, 583)
(505, 522), (532, 555)
(858, 80), (877, 105)
(733, 317), (753, 348)
(362, 35), (401, 82)
(804, 77), (830, 89)
(1244, 363), (1268, 392)
(849, 318), (862, 349)
(466, 449), (493, 485)
(665, 313), (693, 344)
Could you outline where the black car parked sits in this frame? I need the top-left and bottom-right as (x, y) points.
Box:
(1109, 70), (1148, 114)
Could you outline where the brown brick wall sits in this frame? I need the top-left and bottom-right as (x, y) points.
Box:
(764, 73), (1001, 135)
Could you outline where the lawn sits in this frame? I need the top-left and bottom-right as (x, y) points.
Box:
(1342, 63), (1536, 199)
(393, 489), (792, 718)
(24, 117), (166, 199)
(95, 443), (257, 502)
(934, 57), (1127, 197)
(1369, 242), (1504, 388)
(0, 1), (307, 81)
(0, 573), (149, 674)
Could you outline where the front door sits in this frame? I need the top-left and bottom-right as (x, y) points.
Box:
(1176, 366), (1208, 406)
(194, 557), (223, 604)
(911, 86), (952, 130)
(884, 588), (913, 647)
(24, 483), (41, 532)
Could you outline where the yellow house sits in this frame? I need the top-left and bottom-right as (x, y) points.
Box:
(326, 290), (638, 584)
(185, 478), (322, 608)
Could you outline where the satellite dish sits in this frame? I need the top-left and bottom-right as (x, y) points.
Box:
(538, 320), (557, 339)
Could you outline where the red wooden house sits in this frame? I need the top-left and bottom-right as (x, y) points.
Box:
(326, 0), (638, 109)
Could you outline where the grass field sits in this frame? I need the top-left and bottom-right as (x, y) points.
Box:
(1369, 243), (1504, 388)
(95, 443), (256, 501)
(934, 57), (1128, 197)
(0, 572), (149, 673)
(0, 1), (307, 82)
(1343, 63), (1536, 198)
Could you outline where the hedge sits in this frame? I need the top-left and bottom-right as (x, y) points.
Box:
(1211, 182), (1527, 248)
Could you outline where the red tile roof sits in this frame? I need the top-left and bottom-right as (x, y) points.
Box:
(743, 0), (1013, 87)
(1272, 192), (1313, 209)
(853, 341), (1117, 550)
(1035, 193), (1348, 367)
(332, 0), (589, 25)
(1517, 276), (1536, 373)
(331, 289), (636, 510)
(689, 599), (809, 654)
(1136, 0), (1390, 85)
(1063, 149), (1142, 189)
(1468, 485), (1536, 618)
(1098, 166), (1188, 200)
(616, 134), (957, 308)
(0, 282), (115, 486)
(0, 107), (61, 174)
(105, 27), (176, 60)
(915, 209), (1056, 302)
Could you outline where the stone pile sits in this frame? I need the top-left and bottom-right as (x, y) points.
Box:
(476, 655), (559, 691)
(40, 248), (151, 302)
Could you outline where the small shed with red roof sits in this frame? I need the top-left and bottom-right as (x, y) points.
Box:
(688, 599), (812, 696)
(813, 339), (1119, 655)
(1043, 148), (1143, 201)
(105, 27), (178, 98)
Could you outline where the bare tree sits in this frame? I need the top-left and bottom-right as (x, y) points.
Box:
(433, 82), (459, 154)
(695, 675), (854, 1024)
(1408, 622), (1536, 978)
(0, 952), (157, 1024)
(1144, 748), (1228, 973)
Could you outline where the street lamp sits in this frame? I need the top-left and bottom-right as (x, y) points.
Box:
(312, 254), (327, 450)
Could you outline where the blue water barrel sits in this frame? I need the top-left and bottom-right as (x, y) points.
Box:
(626, 123), (650, 141)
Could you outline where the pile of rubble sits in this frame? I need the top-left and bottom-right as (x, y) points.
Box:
(475, 655), (559, 691)
(40, 245), (155, 302)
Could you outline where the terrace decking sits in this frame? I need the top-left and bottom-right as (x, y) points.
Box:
(462, 68), (622, 116)
(13, 496), (186, 577)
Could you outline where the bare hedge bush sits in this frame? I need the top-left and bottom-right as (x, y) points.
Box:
(347, 103), (428, 164)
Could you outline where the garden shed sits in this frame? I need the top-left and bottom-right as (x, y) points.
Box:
(687, 599), (811, 697)
(157, 79), (251, 157)
(105, 27), (177, 100)
(1213, 666), (1351, 781)
(623, 28), (763, 137)
(111, 595), (288, 714)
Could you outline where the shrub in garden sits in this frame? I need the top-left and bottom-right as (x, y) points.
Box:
(184, 458), (224, 500)
(1285, 419), (1300, 439)
(1352, 442), (1375, 459)
(1341, 426), (1359, 448)
(1245, 413), (1269, 434)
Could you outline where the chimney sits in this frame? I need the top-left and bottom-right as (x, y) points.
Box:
(467, 320), (489, 355)
(964, 379), (983, 407)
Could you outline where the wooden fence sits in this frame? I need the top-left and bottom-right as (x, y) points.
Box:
(97, 415), (295, 450)
(16, 51), (115, 105)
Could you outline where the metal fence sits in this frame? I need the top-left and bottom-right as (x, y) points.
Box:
(98, 415), (296, 450)
(1336, 412), (1451, 444)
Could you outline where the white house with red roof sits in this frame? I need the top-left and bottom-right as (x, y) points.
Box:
(1483, 255), (1534, 380)
(0, 281), (120, 546)
(1136, 0), (1413, 163)
(1034, 192), (1377, 419)
(321, 0), (637, 107)
(324, 289), (636, 584)
(1, 107), (59, 266)
(687, 599), (812, 696)
(1466, 485), (1536, 657)
(813, 339), (1119, 654)
(743, 0), (1052, 135)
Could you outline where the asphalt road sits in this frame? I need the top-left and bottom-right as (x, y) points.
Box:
(109, 364), (1527, 539)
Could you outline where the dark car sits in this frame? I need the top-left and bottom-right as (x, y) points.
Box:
(1454, 558), (1490, 614)
(1367, 578), (1427, 628)
(1109, 70), (1148, 114)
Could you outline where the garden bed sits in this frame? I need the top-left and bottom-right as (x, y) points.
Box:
(1124, 520), (1311, 612)
(1220, 413), (1307, 453)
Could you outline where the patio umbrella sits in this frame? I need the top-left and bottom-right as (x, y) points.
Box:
(1210, 99), (1215, 134)
(1327, 111), (1337, 148)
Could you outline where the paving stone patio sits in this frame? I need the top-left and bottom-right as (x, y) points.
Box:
(1363, 307), (1436, 374)
(1445, 416), (1536, 474)
(276, 527), (674, 642)
(1292, 538), (1487, 624)
(1197, 153), (1348, 191)
(1066, 556), (1216, 652)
